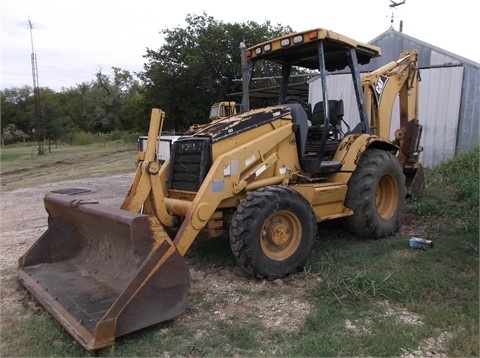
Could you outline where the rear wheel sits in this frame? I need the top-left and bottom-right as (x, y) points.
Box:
(229, 186), (317, 279)
(343, 148), (405, 238)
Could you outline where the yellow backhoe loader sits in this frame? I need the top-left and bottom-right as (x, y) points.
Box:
(17, 27), (424, 350)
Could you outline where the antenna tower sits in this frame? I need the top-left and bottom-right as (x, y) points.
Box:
(28, 17), (44, 155)
(389, 0), (406, 29)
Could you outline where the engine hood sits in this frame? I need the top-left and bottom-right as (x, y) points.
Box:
(192, 105), (292, 142)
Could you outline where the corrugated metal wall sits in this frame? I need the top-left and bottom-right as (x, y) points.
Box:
(456, 65), (480, 153)
(419, 67), (463, 166)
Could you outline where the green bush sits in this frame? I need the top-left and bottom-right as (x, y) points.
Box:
(63, 130), (142, 146)
(408, 146), (479, 223)
(67, 131), (96, 145)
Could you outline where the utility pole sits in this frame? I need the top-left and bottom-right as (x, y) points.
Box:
(28, 17), (44, 155)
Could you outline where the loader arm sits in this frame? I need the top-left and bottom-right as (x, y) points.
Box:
(121, 108), (174, 226)
(169, 122), (298, 256)
(124, 107), (298, 256)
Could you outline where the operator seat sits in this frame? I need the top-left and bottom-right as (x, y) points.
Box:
(285, 103), (309, 157)
(308, 99), (344, 139)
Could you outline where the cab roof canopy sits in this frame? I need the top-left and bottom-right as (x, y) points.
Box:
(246, 28), (382, 72)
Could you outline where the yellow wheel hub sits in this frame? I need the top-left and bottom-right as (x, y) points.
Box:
(376, 173), (399, 219)
(260, 211), (302, 260)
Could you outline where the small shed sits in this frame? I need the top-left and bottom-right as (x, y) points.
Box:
(309, 28), (479, 167)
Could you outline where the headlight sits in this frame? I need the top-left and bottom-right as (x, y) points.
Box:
(293, 35), (303, 44)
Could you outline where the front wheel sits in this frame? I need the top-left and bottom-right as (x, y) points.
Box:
(229, 186), (317, 279)
(343, 149), (406, 238)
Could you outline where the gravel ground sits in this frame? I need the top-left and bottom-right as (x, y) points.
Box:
(0, 173), (134, 272)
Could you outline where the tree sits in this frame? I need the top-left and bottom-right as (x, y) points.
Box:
(40, 88), (72, 151)
(89, 67), (145, 132)
(2, 16), (297, 141)
(1, 68), (147, 144)
(140, 13), (292, 132)
(54, 84), (92, 132)
(1, 86), (36, 136)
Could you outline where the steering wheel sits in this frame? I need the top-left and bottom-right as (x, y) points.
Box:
(285, 97), (311, 119)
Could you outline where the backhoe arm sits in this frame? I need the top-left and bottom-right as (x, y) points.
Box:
(362, 50), (424, 196)
(362, 50), (420, 141)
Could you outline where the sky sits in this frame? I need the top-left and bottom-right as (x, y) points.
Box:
(1, 0), (479, 92)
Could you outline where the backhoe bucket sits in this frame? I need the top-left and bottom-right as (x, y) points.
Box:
(17, 194), (190, 351)
(404, 164), (425, 197)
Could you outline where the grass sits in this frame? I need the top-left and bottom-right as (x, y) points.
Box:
(0, 145), (478, 357)
(0, 141), (138, 191)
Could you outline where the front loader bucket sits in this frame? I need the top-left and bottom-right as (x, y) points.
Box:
(17, 194), (190, 351)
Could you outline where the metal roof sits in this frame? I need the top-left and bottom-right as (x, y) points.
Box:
(247, 28), (381, 72)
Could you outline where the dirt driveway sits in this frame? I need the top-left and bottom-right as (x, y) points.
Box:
(0, 174), (134, 271)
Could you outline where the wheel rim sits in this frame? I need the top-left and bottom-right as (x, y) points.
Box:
(260, 210), (302, 260)
(376, 173), (399, 219)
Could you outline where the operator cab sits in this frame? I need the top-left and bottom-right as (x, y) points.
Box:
(242, 28), (381, 174)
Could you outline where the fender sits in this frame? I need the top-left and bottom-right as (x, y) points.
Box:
(334, 134), (398, 172)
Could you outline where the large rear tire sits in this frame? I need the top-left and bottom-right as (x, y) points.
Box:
(343, 148), (405, 238)
(229, 186), (317, 279)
